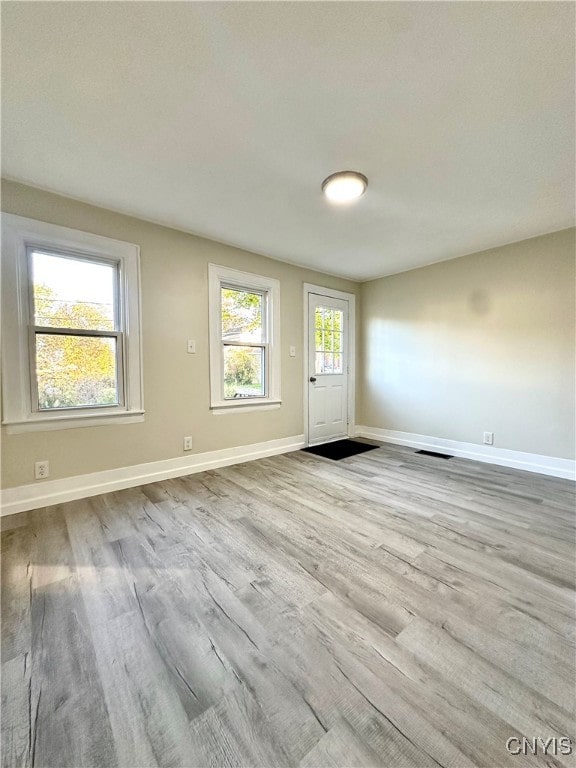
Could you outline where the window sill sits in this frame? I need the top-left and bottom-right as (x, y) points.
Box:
(211, 400), (281, 415)
(3, 410), (145, 434)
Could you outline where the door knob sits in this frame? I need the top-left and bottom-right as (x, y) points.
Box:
(309, 376), (317, 383)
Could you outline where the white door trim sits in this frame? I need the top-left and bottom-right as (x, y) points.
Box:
(303, 283), (356, 446)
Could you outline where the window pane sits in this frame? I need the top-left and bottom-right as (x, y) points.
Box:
(316, 352), (338, 374)
(315, 350), (343, 374)
(315, 327), (339, 352)
(314, 306), (344, 373)
(223, 345), (265, 399)
(221, 287), (264, 343)
(315, 307), (343, 338)
(31, 251), (116, 331)
(36, 334), (118, 409)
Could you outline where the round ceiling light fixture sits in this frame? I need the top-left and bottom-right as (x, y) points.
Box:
(322, 171), (368, 204)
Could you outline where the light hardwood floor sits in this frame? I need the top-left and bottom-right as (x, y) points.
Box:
(2, 443), (575, 768)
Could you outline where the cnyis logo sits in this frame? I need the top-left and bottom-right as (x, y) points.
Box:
(506, 737), (573, 756)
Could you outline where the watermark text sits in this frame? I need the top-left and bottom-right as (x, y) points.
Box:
(506, 737), (573, 756)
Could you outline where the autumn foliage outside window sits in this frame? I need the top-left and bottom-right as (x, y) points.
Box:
(221, 286), (266, 399)
(314, 306), (344, 374)
(31, 250), (121, 410)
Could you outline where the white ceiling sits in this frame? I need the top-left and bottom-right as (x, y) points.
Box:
(2, 2), (574, 281)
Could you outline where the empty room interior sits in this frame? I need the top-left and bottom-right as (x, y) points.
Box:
(1, 2), (575, 767)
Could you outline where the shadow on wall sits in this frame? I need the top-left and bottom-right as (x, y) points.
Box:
(360, 293), (567, 448)
(468, 289), (492, 316)
(359, 229), (575, 457)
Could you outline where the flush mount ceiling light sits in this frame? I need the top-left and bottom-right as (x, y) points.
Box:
(322, 171), (368, 204)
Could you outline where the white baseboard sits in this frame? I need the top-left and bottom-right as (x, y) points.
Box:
(0, 434), (305, 517)
(355, 426), (576, 481)
(3, 427), (572, 517)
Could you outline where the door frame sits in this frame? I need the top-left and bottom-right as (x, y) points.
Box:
(303, 283), (356, 446)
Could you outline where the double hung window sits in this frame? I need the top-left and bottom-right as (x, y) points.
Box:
(209, 264), (280, 409)
(30, 249), (122, 411)
(2, 214), (143, 431)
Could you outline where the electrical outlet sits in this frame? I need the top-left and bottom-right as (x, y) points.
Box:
(483, 431), (494, 446)
(35, 460), (49, 480)
(183, 436), (193, 451)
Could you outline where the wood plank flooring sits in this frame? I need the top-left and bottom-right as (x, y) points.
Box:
(2, 443), (575, 768)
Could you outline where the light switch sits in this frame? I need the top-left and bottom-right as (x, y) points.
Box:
(289, 345), (296, 357)
(187, 339), (196, 354)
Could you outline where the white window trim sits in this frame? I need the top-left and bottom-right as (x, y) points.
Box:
(208, 264), (280, 411)
(1, 213), (144, 433)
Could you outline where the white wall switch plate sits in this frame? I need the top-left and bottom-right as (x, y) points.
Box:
(289, 345), (296, 357)
(483, 431), (494, 445)
(183, 436), (193, 451)
(35, 460), (49, 480)
(187, 340), (196, 354)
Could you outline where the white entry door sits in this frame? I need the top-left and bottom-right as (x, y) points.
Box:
(307, 293), (349, 445)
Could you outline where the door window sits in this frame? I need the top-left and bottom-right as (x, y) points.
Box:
(315, 306), (344, 374)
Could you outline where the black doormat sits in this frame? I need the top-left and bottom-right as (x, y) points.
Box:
(303, 439), (379, 461)
(415, 449), (454, 459)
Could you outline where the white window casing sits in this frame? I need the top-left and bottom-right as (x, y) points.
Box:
(1, 214), (144, 433)
(208, 263), (281, 411)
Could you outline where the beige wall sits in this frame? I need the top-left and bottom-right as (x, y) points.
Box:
(2, 180), (573, 490)
(359, 228), (576, 459)
(1, 180), (359, 489)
